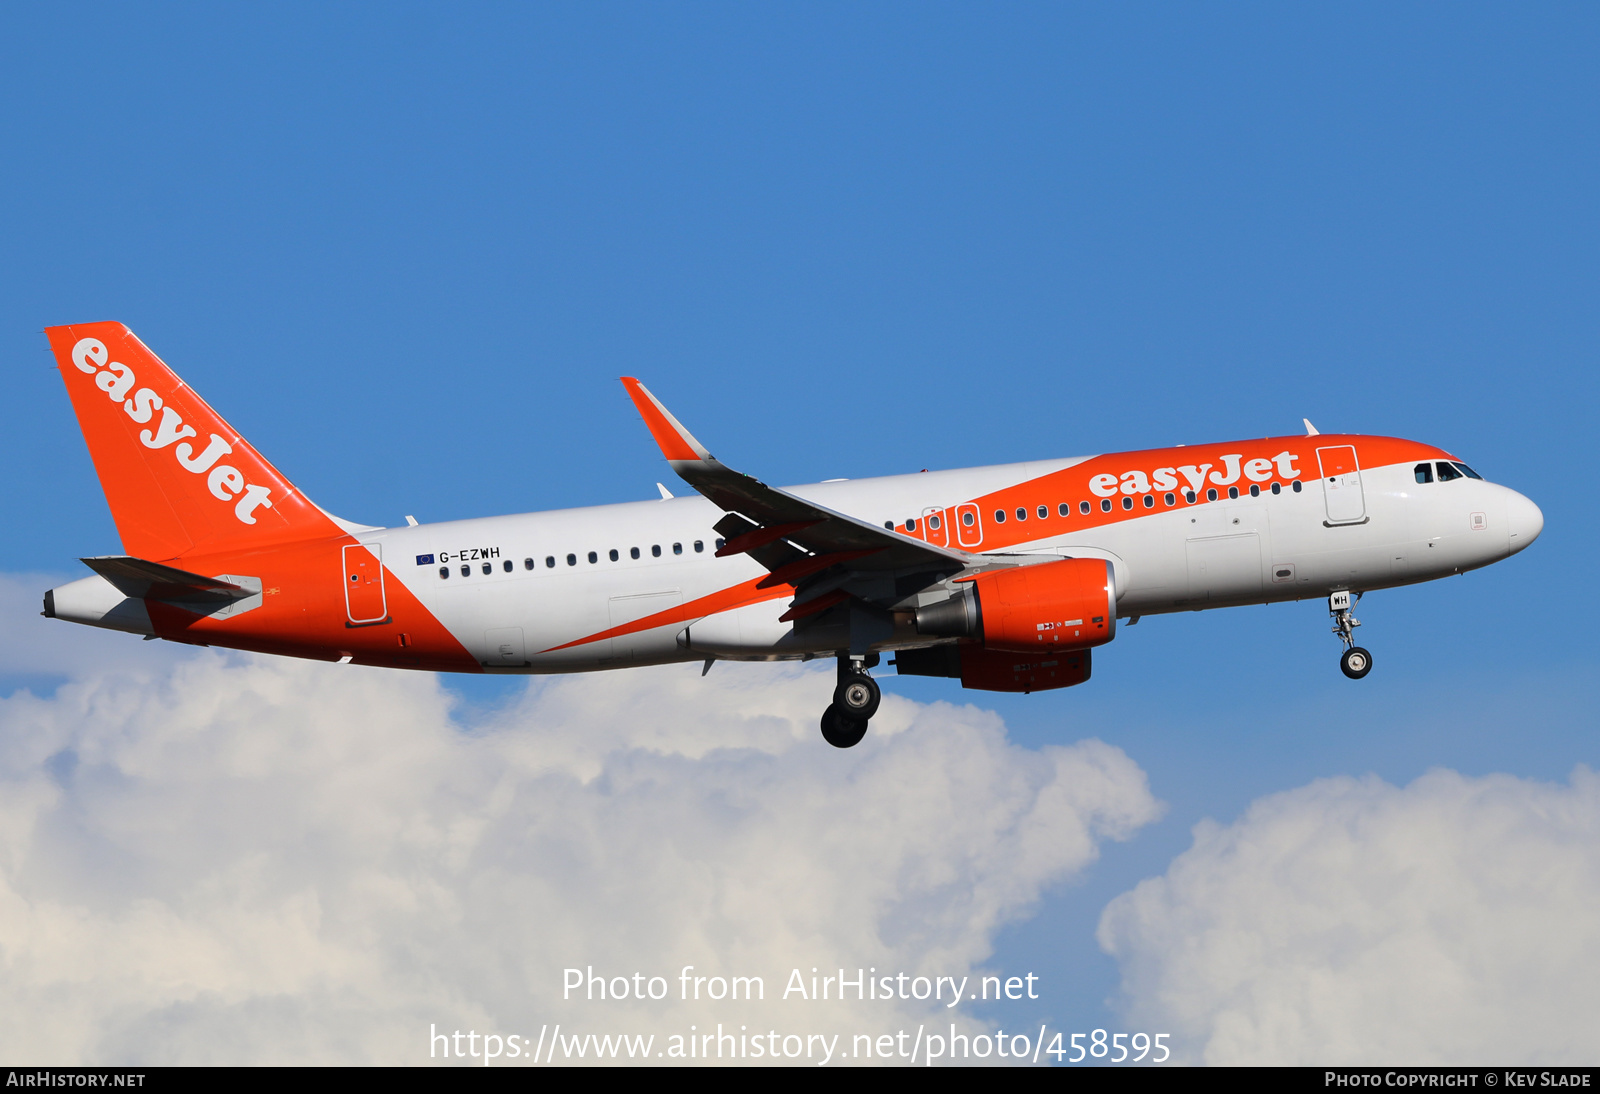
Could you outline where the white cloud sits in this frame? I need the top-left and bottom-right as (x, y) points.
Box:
(0, 572), (184, 677)
(1098, 768), (1600, 1065)
(0, 603), (1160, 1064)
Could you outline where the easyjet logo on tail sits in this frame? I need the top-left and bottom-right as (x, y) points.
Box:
(70, 337), (275, 525)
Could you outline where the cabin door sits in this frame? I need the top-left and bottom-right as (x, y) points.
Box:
(1317, 445), (1367, 524)
(342, 543), (388, 624)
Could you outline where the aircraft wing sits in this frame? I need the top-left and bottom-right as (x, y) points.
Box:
(621, 378), (973, 610)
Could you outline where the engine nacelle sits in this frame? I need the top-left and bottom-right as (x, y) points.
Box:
(896, 643), (1092, 694)
(915, 557), (1116, 654)
(961, 645), (1090, 692)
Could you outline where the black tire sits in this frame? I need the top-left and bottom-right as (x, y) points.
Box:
(820, 704), (869, 748)
(1340, 646), (1373, 680)
(833, 673), (881, 720)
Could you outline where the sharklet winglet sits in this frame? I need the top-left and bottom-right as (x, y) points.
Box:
(620, 377), (715, 463)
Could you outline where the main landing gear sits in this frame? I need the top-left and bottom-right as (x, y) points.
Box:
(1330, 591), (1373, 680)
(821, 655), (880, 748)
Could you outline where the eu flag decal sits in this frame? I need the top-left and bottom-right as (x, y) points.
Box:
(416, 554), (435, 565)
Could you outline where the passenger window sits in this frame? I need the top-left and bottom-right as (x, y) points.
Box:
(884, 522), (894, 530)
(715, 538), (725, 550)
(1164, 492), (1176, 505)
(1228, 486), (1239, 500)
(1207, 489), (1218, 502)
(652, 545), (661, 557)
(1100, 499), (1112, 512)
(1453, 462), (1483, 480)
(1415, 463), (1433, 484)
(961, 511), (974, 527)
(1038, 505), (1048, 519)
(1079, 501), (1090, 515)
(1058, 504), (1069, 517)
(546, 556), (556, 568)
(1121, 496), (1133, 510)
(1436, 462), (1463, 482)
(523, 558), (534, 570)
(566, 554), (576, 566)
(694, 540), (704, 553)
(929, 515), (942, 530)
(588, 551), (598, 564)
(504, 560), (514, 572)
(905, 519), (917, 532)
(1292, 480), (1302, 493)
(1185, 491), (1197, 503)
(461, 564), (470, 577)
(482, 562), (492, 575)
(609, 549), (619, 562)
(673, 542), (683, 555)
(439, 566), (449, 579)
(630, 547), (640, 559)
(1248, 484), (1259, 497)
(1270, 482), (1281, 495)
(1142, 494), (1154, 508)
(1015, 507), (1027, 521)
(994, 510), (1006, 523)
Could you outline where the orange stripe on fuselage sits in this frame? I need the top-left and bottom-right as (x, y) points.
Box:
(539, 575), (794, 654)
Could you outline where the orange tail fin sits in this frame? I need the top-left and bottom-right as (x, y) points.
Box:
(46, 322), (342, 562)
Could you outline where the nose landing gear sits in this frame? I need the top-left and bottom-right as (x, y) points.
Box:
(821, 655), (879, 748)
(1330, 591), (1373, 679)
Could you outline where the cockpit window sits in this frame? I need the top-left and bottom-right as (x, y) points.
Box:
(1453, 462), (1483, 480)
(1435, 462), (1464, 482)
(1414, 463), (1433, 484)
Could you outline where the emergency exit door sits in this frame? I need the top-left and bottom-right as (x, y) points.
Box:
(343, 543), (388, 624)
(955, 503), (983, 547)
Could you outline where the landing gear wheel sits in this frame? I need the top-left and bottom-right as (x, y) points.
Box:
(1340, 646), (1373, 680)
(833, 673), (881, 721)
(821, 704), (869, 748)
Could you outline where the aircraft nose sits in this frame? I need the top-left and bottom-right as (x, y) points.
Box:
(1505, 490), (1544, 555)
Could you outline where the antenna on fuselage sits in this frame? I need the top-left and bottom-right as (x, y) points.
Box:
(1303, 419), (1320, 436)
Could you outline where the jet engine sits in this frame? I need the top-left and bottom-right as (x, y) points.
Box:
(913, 557), (1117, 653)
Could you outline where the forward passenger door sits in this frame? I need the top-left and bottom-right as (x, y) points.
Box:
(1317, 445), (1367, 525)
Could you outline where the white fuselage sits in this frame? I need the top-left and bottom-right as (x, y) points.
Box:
(322, 456), (1538, 672)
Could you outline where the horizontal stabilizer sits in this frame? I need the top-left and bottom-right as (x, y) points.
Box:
(80, 556), (248, 602)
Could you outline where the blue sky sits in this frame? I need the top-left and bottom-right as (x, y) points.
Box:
(2, 3), (1596, 1063)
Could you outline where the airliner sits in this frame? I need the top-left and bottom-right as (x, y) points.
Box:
(41, 322), (1544, 747)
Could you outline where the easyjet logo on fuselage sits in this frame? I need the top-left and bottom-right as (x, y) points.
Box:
(1087, 450), (1302, 498)
(70, 337), (275, 525)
